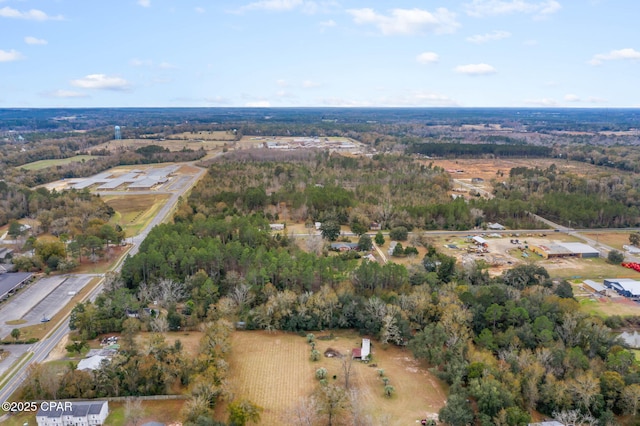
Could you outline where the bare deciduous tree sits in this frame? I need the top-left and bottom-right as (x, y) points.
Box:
(124, 397), (144, 426)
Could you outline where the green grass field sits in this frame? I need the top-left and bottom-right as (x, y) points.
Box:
(103, 193), (170, 237)
(18, 155), (98, 171)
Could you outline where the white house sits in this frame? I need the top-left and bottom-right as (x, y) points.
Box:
(36, 401), (109, 426)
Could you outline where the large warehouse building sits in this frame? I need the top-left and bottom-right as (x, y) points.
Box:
(604, 278), (640, 299)
(529, 242), (600, 259)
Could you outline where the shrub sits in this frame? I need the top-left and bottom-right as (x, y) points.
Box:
(316, 368), (328, 380)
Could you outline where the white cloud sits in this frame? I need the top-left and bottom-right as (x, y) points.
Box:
(24, 36), (48, 45)
(158, 61), (177, 69)
(195, 7), (205, 14)
(130, 58), (152, 67)
(347, 7), (459, 35)
(138, 0), (151, 7)
(464, 0), (561, 18)
(246, 100), (271, 107)
(237, 0), (302, 13)
(70, 74), (131, 91)
(454, 63), (497, 75)
(0, 49), (24, 62)
(564, 94), (580, 102)
(42, 89), (88, 99)
(416, 52), (439, 64)
(302, 80), (320, 88)
(524, 97), (558, 106)
(587, 96), (607, 103)
(320, 19), (336, 28)
(276, 79), (288, 87)
(589, 48), (640, 65)
(0, 6), (64, 20)
(466, 30), (511, 44)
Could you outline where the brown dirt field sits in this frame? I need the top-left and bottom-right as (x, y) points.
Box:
(89, 138), (228, 153)
(225, 330), (446, 426)
(168, 131), (237, 141)
(429, 158), (602, 181)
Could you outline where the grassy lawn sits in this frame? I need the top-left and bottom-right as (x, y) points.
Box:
(103, 193), (170, 237)
(578, 296), (640, 318)
(18, 155), (98, 171)
(105, 399), (186, 426)
(581, 231), (632, 251)
(544, 257), (634, 280)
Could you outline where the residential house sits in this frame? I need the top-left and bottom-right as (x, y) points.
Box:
(36, 400), (109, 426)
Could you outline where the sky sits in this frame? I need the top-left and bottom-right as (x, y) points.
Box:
(0, 0), (639, 108)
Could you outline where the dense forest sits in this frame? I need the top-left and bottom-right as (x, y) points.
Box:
(408, 142), (552, 158)
(491, 165), (640, 228)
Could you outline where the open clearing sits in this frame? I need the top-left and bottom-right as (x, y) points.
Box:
(89, 138), (229, 154)
(104, 193), (170, 237)
(582, 231), (631, 251)
(579, 296), (640, 318)
(225, 330), (446, 426)
(18, 155), (98, 171)
(134, 331), (203, 358)
(430, 158), (606, 182)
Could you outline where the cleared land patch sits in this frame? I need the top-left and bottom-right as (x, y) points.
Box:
(89, 138), (228, 154)
(582, 231), (632, 251)
(104, 193), (170, 237)
(18, 155), (98, 171)
(226, 330), (446, 426)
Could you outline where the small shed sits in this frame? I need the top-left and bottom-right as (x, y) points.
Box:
(472, 236), (488, 246)
(583, 280), (606, 295)
(352, 338), (371, 360)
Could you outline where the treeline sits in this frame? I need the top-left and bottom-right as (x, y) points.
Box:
(494, 164), (640, 228)
(408, 142), (552, 158)
(188, 153), (458, 230)
(0, 184), (113, 228)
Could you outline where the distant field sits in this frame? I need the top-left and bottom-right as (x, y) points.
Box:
(89, 138), (228, 153)
(18, 155), (98, 171)
(225, 330), (446, 426)
(430, 158), (611, 182)
(167, 130), (237, 141)
(103, 193), (170, 237)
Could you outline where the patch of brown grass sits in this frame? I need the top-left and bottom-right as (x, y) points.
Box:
(224, 330), (446, 426)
